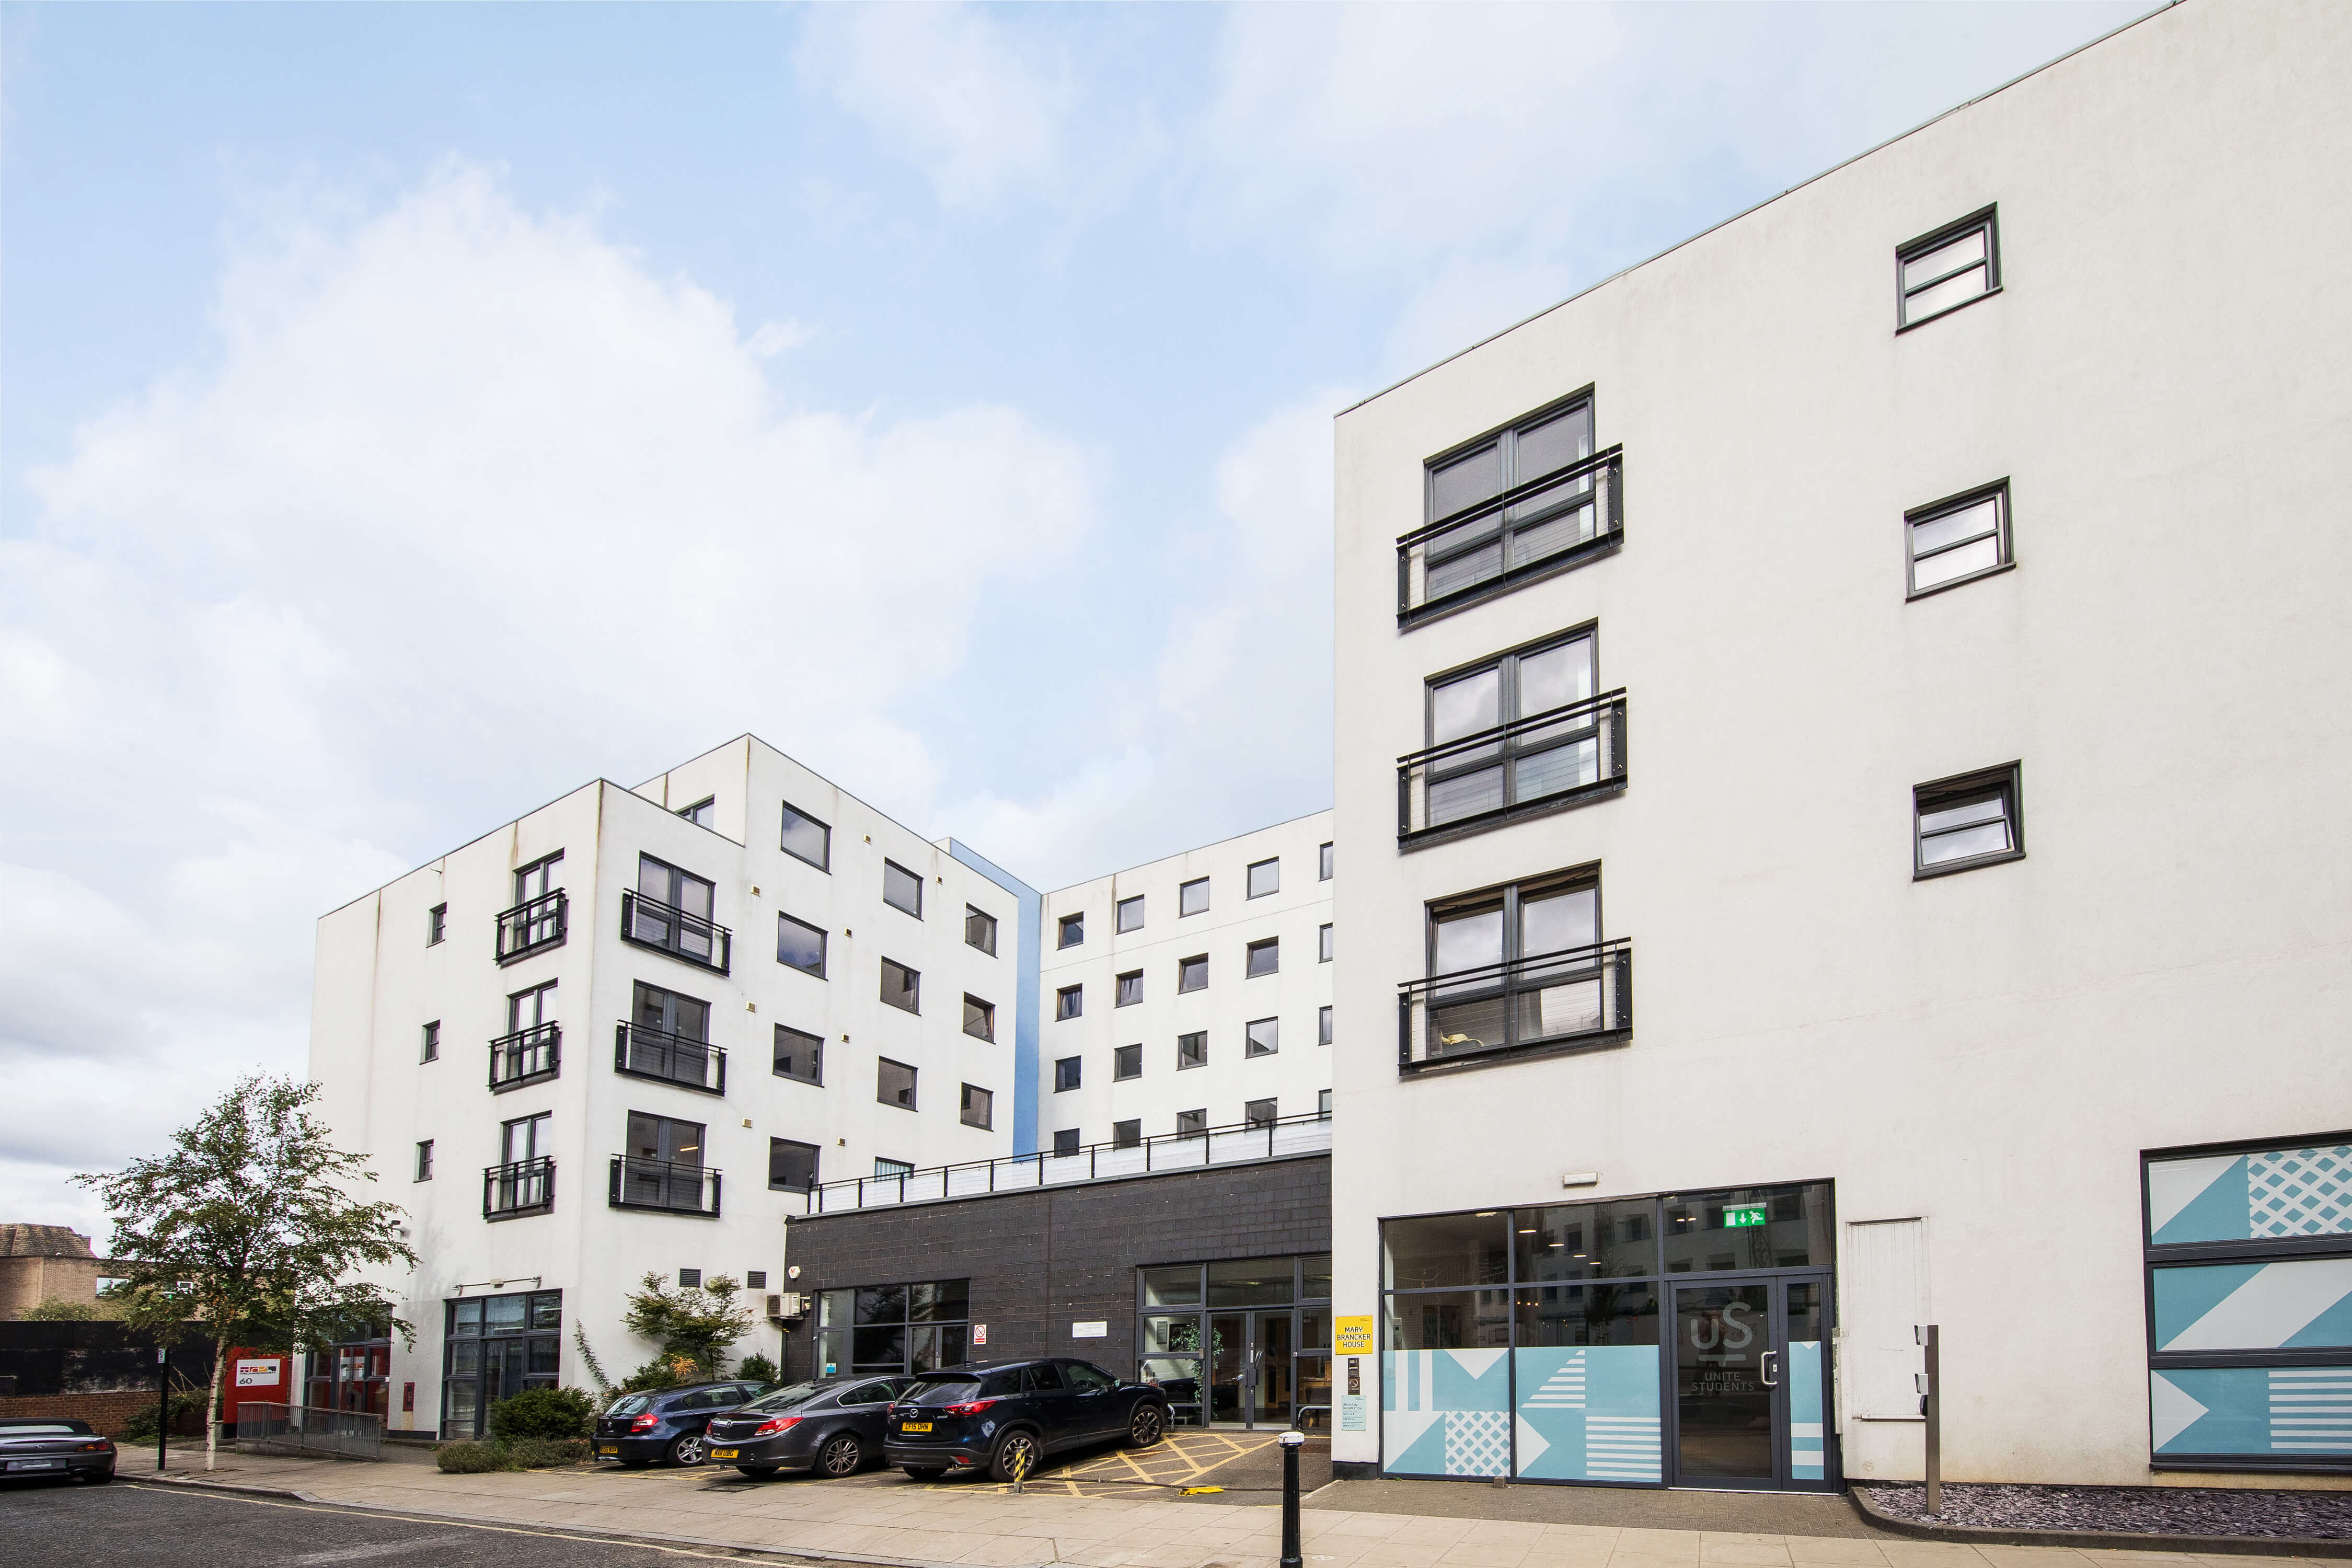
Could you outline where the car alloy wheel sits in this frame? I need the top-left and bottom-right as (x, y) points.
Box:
(1128, 1405), (1164, 1448)
(988, 1428), (1040, 1484)
(818, 1433), (864, 1477)
(670, 1432), (706, 1467)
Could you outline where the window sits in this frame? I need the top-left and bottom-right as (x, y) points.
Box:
(1915, 764), (2024, 877)
(1319, 842), (1333, 881)
(630, 854), (723, 969)
(875, 1158), (915, 1177)
(877, 1058), (917, 1111)
(428, 904), (446, 946)
(1116, 970), (1143, 1007)
(1247, 937), (1279, 977)
(1246, 1018), (1279, 1057)
(677, 1268), (703, 1288)
(965, 905), (998, 955)
(746, 1272), (766, 1289)
(812, 1279), (970, 1378)
(780, 802), (831, 870)
(1053, 1129), (1081, 1157)
(883, 860), (923, 918)
(1178, 954), (1208, 993)
(514, 852), (562, 904)
(1113, 1119), (1142, 1149)
(1319, 1006), (1333, 1046)
(1180, 877), (1209, 917)
(1413, 869), (1614, 1066)
(1898, 206), (1999, 330)
(1058, 912), (1085, 948)
(1055, 1056), (1082, 1092)
(1114, 1044), (1142, 1080)
(1423, 628), (1603, 830)
(960, 1083), (993, 1130)
(1116, 895), (1145, 933)
(963, 994), (995, 1042)
(632, 981), (709, 1042)
(625, 1110), (700, 1166)
(1246, 1098), (1277, 1128)
(777, 913), (826, 976)
(414, 1140), (434, 1182)
(768, 1138), (819, 1193)
(501, 1112), (550, 1166)
(1907, 480), (2012, 598)
(1178, 1032), (1207, 1070)
(1056, 984), (1083, 1020)
(421, 1021), (440, 1063)
(881, 958), (920, 1013)
(678, 798), (715, 828)
(1176, 1109), (1207, 1138)
(1318, 1089), (1332, 1117)
(508, 980), (556, 1034)
(1415, 395), (1606, 612)
(440, 1289), (562, 1438)
(1319, 924), (1333, 963)
(773, 1024), (822, 1085)
(1247, 858), (1280, 898)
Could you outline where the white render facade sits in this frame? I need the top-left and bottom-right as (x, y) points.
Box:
(1328, 0), (2352, 1494)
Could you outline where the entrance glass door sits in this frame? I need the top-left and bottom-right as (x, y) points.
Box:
(1206, 1311), (1297, 1427)
(1668, 1275), (1832, 1490)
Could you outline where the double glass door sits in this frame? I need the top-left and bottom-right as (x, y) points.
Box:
(1208, 1311), (1319, 1427)
(1669, 1275), (1830, 1490)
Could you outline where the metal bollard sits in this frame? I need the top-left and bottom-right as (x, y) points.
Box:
(1278, 1428), (1305, 1568)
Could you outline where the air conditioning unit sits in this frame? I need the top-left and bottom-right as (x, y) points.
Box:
(767, 1292), (806, 1320)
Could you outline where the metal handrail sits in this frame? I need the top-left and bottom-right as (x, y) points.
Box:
(1397, 689), (1627, 843)
(488, 1023), (560, 1091)
(1397, 939), (1632, 1071)
(621, 891), (732, 974)
(1397, 446), (1623, 621)
(1397, 444), (1624, 548)
(494, 889), (568, 963)
(483, 1157), (555, 1218)
(608, 1155), (723, 1217)
(234, 1401), (384, 1460)
(613, 1022), (727, 1096)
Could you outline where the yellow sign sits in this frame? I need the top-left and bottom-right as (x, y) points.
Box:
(1334, 1315), (1375, 1354)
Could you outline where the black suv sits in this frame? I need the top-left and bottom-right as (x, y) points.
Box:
(884, 1358), (1168, 1482)
(593, 1379), (771, 1467)
(702, 1375), (912, 1478)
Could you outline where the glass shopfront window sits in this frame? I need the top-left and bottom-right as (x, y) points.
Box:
(813, 1279), (969, 1376)
(305, 1322), (393, 1418)
(441, 1289), (561, 1439)
(1134, 1254), (1331, 1431)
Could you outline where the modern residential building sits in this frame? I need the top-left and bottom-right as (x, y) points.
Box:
(1328, 0), (2351, 1493)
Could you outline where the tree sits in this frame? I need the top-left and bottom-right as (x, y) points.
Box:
(619, 1272), (753, 1388)
(74, 1074), (417, 1471)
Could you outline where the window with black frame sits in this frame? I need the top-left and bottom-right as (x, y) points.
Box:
(1414, 628), (1617, 837)
(1409, 869), (1625, 1068)
(1135, 1254), (1333, 1429)
(1913, 764), (2023, 878)
(442, 1289), (561, 1438)
(813, 1280), (970, 1377)
(1405, 394), (1616, 620)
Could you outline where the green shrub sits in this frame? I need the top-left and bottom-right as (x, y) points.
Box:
(487, 1386), (595, 1442)
(120, 1391), (209, 1443)
(734, 1353), (779, 1386)
(504, 1437), (591, 1469)
(435, 1440), (518, 1473)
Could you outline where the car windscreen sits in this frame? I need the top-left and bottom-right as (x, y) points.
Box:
(605, 1394), (652, 1417)
(740, 1382), (826, 1412)
(0, 1423), (84, 1437)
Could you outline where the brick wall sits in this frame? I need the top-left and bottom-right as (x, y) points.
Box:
(0, 1389), (206, 1438)
(779, 1154), (1330, 1382)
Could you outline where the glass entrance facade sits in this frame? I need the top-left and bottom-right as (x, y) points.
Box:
(1380, 1183), (1832, 1488)
(1136, 1254), (1332, 1428)
(813, 1279), (970, 1376)
(441, 1289), (561, 1438)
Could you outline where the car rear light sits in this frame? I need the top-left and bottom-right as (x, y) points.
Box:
(80, 1440), (112, 1452)
(939, 1397), (1000, 1418)
(629, 1413), (659, 1432)
(752, 1417), (800, 1436)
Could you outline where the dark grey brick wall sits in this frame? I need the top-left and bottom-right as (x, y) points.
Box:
(779, 1155), (1330, 1382)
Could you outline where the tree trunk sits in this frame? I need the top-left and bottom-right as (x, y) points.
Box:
(205, 1333), (227, 1472)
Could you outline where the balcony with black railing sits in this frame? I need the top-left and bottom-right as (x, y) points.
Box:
(483, 1157), (555, 1219)
(620, 891), (731, 974)
(487, 1023), (560, 1092)
(1398, 940), (1632, 1074)
(1397, 445), (1622, 628)
(1398, 689), (1627, 850)
(494, 890), (568, 964)
(614, 1022), (727, 1096)
(608, 1156), (721, 1217)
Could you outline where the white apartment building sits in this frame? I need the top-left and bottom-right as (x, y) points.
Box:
(1036, 813), (1335, 1155)
(1328, 0), (2352, 1494)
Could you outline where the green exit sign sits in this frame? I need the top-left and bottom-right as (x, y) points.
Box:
(1723, 1204), (1768, 1228)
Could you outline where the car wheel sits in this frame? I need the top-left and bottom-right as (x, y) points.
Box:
(84, 1471), (115, 1485)
(987, 1428), (1042, 1484)
(668, 1432), (706, 1467)
(817, 1433), (864, 1478)
(1127, 1404), (1165, 1448)
(901, 1465), (946, 1481)
(736, 1465), (780, 1479)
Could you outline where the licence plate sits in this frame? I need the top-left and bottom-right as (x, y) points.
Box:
(9, 1459), (63, 1471)
(898, 1421), (932, 1433)
(597, 1445), (618, 1455)
(709, 1448), (739, 1459)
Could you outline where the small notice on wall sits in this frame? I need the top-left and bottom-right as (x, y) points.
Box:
(972, 1323), (988, 1346)
(1334, 1316), (1374, 1354)
(233, 1359), (282, 1388)
(1071, 1321), (1108, 1339)
(1340, 1396), (1366, 1432)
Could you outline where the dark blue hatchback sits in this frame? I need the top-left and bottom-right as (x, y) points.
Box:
(593, 1379), (771, 1467)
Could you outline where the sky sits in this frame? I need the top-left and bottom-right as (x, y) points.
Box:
(0, 1), (2155, 1242)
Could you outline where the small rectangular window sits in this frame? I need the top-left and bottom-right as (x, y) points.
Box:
(1116, 895), (1145, 933)
(1319, 1006), (1333, 1046)
(877, 1058), (917, 1111)
(1246, 1018), (1279, 1057)
(1113, 1043), (1142, 1080)
(777, 913), (826, 976)
(1247, 937), (1279, 977)
(1176, 1108), (1207, 1138)
(1116, 970), (1143, 1007)
(1178, 954), (1208, 993)
(678, 797), (716, 828)
(428, 904), (446, 946)
(414, 1140), (434, 1182)
(677, 1268), (703, 1289)
(1180, 878), (1209, 917)
(963, 994), (995, 1042)
(960, 1083), (993, 1130)
(1246, 1098), (1277, 1128)
(883, 860), (923, 919)
(780, 802), (831, 870)
(1907, 481), (2012, 598)
(1113, 1119), (1142, 1149)
(1319, 924), (1333, 963)
(1915, 764), (2024, 878)
(1055, 1056), (1082, 1092)
(1053, 1128), (1081, 1157)
(1898, 207), (1999, 330)
(769, 1138), (819, 1193)
(1247, 858), (1280, 899)
(1058, 912), (1085, 948)
(514, 851), (563, 904)
(774, 1024), (823, 1085)
(1056, 984), (1083, 1021)
(1178, 1032), (1207, 1070)
(875, 1157), (915, 1178)
(746, 1271), (767, 1289)
(1318, 1089), (1332, 1117)
(881, 959), (920, 1014)
(1319, 843), (1333, 881)
(421, 1021), (440, 1063)
(965, 905), (998, 955)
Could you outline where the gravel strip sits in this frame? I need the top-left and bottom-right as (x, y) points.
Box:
(1863, 1482), (2352, 1539)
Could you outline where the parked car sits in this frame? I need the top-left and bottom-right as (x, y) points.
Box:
(701, 1375), (913, 1479)
(885, 1358), (1168, 1482)
(593, 1379), (772, 1467)
(0, 1418), (117, 1484)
